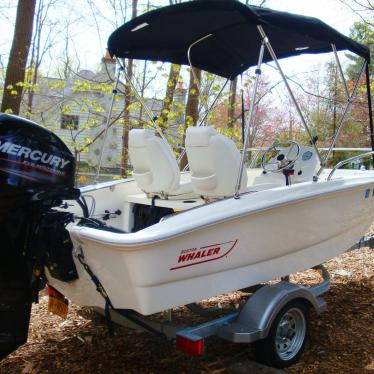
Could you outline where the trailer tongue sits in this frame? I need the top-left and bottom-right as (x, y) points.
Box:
(0, 114), (79, 359)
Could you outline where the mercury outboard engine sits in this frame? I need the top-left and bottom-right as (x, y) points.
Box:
(0, 113), (80, 359)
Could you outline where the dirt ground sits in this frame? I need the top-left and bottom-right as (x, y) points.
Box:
(0, 246), (373, 374)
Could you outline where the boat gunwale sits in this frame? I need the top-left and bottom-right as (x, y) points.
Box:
(70, 176), (374, 249)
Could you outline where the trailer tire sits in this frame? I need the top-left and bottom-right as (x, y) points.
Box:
(253, 300), (309, 368)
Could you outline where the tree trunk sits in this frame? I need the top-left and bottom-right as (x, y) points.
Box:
(138, 60), (148, 123)
(138, 0), (150, 124)
(227, 77), (238, 136)
(26, 0), (45, 118)
(159, 64), (181, 130)
(1, 0), (36, 114)
(180, 67), (201, 170)
(121, 0), (138, 178)
(185, 68), (201, 127)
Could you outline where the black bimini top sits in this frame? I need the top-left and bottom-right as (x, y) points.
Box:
(107, 0), (370, 80)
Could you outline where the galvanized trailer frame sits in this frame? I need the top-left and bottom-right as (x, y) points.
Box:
(98, 265), (331, 365)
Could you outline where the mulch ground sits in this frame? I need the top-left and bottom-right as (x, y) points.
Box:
(0, 246), (373, 374)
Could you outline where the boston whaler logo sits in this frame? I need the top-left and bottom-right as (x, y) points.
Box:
(0, 139), (70, 174)
(170, 239), (238, 270)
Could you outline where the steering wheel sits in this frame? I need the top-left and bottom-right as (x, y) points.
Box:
(261, 140), (301, 173)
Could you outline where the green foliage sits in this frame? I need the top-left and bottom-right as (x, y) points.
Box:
(346, 21), (374, 80)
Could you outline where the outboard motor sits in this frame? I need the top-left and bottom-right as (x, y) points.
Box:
(0, 114), (79, 359)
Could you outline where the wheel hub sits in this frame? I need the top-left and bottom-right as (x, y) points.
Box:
(275, 307), (306, 360)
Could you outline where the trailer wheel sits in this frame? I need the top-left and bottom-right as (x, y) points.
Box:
(254, 300), (309, 368)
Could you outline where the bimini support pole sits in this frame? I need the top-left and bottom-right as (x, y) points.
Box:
(197, 78), (230, 127)
(331, 44), (350, 100)
(95, 64), (123, 183)
(257, 26), (323, 175)
(317, 60), (367, 176)
(178, 34), (228, 165)
(116, 58), (168, 143)
(234, 38), (265, 199)
(365, 63), (374, 166)
(177, 78), (229, 164)
(187, 34), (212, 95)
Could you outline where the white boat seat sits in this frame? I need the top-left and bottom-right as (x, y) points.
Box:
(129, 129), (192, 197)
(186, 126), (248, 198)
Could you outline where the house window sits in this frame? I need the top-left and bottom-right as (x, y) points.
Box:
(61, 114), (79, 130)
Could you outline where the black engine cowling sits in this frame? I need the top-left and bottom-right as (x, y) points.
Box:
(0, 113), (78, 210)
(0, 113), (79, 359)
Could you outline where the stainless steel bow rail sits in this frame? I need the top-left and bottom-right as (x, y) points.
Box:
(327, 150), (374, 180)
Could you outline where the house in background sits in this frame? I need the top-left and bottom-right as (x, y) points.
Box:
(22, 54), (187, 172)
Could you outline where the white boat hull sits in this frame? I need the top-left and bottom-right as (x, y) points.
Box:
(47, 176), (374, 315)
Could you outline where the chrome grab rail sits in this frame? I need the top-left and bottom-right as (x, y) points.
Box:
(327, 150), (374, 180)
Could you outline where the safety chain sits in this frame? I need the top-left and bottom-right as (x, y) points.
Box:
(74, 246), (166, 338)
(76, 247), (114, 335)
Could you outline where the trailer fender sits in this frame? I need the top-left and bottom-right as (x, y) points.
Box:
(218, 281), (327, 343)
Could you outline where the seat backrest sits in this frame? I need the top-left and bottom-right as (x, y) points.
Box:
(129, 129), (180, 194)
(186, 126), (248, 198)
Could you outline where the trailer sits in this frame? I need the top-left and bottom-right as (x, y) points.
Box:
(91, 265), (331, 368)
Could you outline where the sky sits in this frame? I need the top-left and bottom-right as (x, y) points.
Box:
(72, 0), (359, 73)
(0, 0), (359, 73)
(0, 0), (362, 103)
(266, 0), (357, 34)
